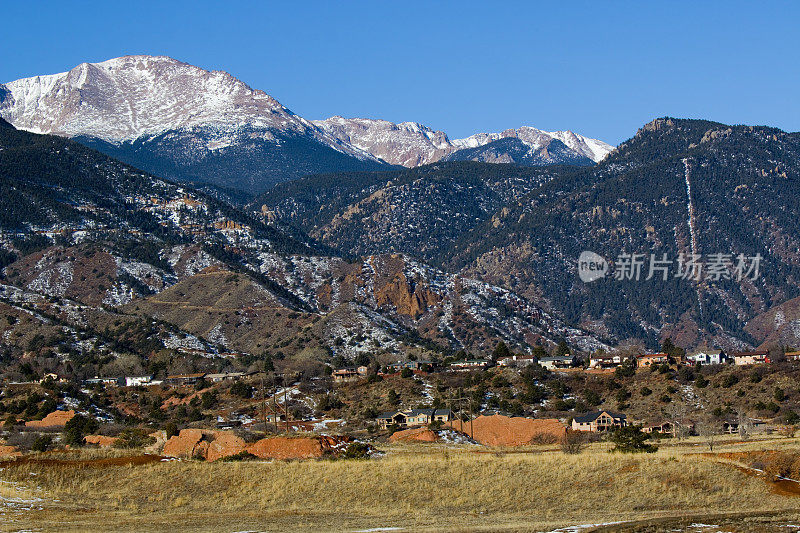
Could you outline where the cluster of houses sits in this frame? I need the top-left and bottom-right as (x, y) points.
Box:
(80, 371), (254, 388)
(331, 347), (793, 386)
(584, 349), (791, 371)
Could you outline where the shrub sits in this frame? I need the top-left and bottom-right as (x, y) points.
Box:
(609, 426), (658, 453)
(584, 390), (602, 406)
(113, 428), (156, 449)
(63, 414), (99, 446)
(400, 367), (413, 378)
(230, 381), (253, 399)
(221, 451), (258, 461)
(640, 386), (652, 396)
(341, 442), (372, 459)
(31, 434), (53, 452)
(165, 422), (179, 439)
(560, 429), (587, 454)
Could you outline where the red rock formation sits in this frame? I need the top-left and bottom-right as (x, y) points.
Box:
(162, 430), (353, 461)
(25, 410), (76, 428)
(84, 435), (119, 447)
(0, 445), (21, 458)
(389, 427), (439, 443)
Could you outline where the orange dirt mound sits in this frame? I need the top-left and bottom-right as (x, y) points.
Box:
(25, 410), (76, 428)
(449, 414), (566, 446)
(0, 445), (21, 458)
(84, 435), (119, 447)
(389, 427), (439, 443)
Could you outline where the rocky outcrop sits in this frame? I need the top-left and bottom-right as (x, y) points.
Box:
(25, 410), (76, 429)
(374, 271), (439, 318)
(389, 427), (439, 443)
(0, 445), (21, 458)
(161, 430), (352, 461)
(84, 435), (119, 447)
(448, 415), (566, 446)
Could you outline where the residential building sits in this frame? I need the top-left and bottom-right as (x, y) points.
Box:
(125, 375), (153, 387)
(205, 372), (249, 383)
(588, 354), (623, 369)
(84, 376), (122, 386)
(642, 420), (695, 437)
(387, 360), (434, 372)
(539, 355), (576, 370)
(332, 366), (369, 383)
(377, 408), (453, 430)
(497, 355), (537, 367)
(784, 351), (800, 362)
(732, 351), (769, 366)
(448, 359), (489, 371)
(572, 410), (627, 432)
(40, 373), (68, 384)
(636, 353), (669, 368)
(165, 373), (206, 385)
(686, 350), (727, 366)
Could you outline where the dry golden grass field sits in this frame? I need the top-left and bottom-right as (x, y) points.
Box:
(2, 436), (800, 532)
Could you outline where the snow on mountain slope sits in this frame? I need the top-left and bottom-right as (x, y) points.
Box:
(314, 117), (614, 167)
(0, 55), (613, 175)
(0, 55), (377, 160)
(312, 116), (454, 167)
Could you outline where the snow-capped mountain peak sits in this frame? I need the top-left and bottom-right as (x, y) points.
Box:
(0, 55), (307, 141)
(314, 117), (614, 167)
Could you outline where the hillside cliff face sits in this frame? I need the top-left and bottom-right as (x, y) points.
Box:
(0, 124), (601, 380)
(257, 118), (800, 349)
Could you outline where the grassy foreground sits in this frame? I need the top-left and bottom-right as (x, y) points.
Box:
(3, 437), (800, 532)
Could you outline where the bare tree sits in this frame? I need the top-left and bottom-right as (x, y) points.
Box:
(737, 408), (752, 440)
(560, 429), (587, 455)
(696, 419), (719, 451)
(667, 401), (689, 440)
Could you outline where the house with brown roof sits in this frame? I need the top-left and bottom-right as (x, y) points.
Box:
(165, 373), (206, 385)
(785, 351), (800, 362)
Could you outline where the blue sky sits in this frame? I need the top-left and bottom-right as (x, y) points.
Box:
(2, 1), (798, 145)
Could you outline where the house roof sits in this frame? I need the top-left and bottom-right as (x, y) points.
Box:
(573, 410), (627, 424)
(166, 373), (206, 379)
(377, 408), (452, 420)
(540, 355), (574, 362)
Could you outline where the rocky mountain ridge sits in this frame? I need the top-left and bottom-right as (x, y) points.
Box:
(313, 116), (613, 167)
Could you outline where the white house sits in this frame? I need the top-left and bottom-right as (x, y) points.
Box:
(125, 375), (153, 387)
(686, 350), (726, 366)
(497, 355), (537, 367)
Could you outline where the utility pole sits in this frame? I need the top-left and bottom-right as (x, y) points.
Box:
(260, 366), (268, 436)
(450, 393), (469, 435)
(469, 397), (474, 441)
(284, 373), (289, 434)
